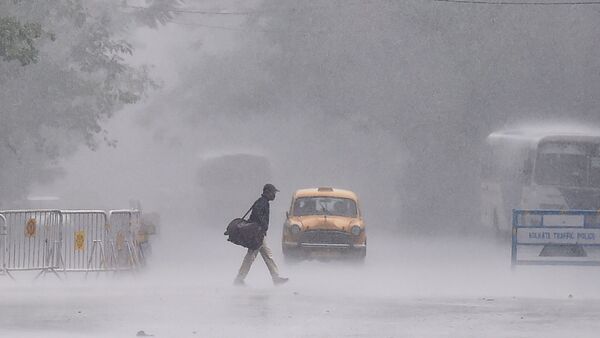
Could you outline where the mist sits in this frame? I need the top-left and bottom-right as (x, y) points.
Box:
(3, 1), (600, 337)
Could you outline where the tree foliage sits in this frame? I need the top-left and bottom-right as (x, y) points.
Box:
(167, 1), (600, 230)
(250, 1), (600, 228)
(0, 16), (42, 66)
(0, 0), (178, 204)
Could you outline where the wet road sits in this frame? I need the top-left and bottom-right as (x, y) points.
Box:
(1, 235), (600, 337)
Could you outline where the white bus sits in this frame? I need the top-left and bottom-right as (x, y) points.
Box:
(481, 128), (600, 234)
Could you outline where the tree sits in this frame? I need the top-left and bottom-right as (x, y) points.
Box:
(0, 16), (42, 66)
(248, 1), (600, 230)
(0, 0), (179, 204)
(163, 1), (600, 231)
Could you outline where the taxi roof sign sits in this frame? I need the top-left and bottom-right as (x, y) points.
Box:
(317, 187), (334, 192)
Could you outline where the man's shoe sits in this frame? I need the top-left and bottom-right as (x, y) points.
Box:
(233, 278), (246, 286)
(273, 276), (289, 285)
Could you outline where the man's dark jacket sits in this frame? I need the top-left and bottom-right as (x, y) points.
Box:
(248, 195), (270, 231)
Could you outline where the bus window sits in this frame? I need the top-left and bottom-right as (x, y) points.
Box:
(535, 142), (592, 188)
(591, 153), (600, 188)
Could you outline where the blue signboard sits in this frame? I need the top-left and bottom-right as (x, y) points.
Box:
(512, 209), (600, 267)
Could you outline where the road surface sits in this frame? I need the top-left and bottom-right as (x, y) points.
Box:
(1, 234), (599, 337)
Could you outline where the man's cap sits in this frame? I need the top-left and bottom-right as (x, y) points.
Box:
(263, 183), (280, 193)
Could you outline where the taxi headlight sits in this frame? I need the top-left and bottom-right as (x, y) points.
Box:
(291, 224), (301, 235)
(351, 225), (361, 236)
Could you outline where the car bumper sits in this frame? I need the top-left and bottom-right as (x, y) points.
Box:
(284, 241), (366, 249)
(283, 242), (367, 249)
(283, 241), (366, 259)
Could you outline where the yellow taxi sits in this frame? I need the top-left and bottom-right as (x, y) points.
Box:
(282, 187), (366, 261)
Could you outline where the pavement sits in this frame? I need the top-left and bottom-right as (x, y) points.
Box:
(1, 233), (600, 337)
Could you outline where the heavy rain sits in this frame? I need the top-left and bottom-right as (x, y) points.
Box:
(2, 1), (600, 337)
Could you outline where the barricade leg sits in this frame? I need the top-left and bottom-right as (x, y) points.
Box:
(98, 241), (108, 278)
(1, 267), (15, 280)
(0, 241), (13, 280)
(96, 241), (110, 278)
(85, 240), (107, 279)
(112, 241), (137, 275)
(34, 267), (61, 280)
(108, 241), (119, 273)
(126, 241), (136, 271)
(35, 240), (61, 280)
(137, 243), (146, 268)
(131, 241), (145, 269)
(84, 241), (96, 279)
(52, 240), (66, 278)
(0, 216), (12, 280)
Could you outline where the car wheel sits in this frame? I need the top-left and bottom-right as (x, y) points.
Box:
(352, 245), (366, 264)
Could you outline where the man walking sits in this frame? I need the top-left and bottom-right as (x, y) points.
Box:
(234, 184), (289, 286)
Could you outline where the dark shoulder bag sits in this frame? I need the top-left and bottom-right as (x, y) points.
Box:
(224, 202), (266, 250)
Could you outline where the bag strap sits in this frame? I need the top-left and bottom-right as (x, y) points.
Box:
(242, 200), (257, 220)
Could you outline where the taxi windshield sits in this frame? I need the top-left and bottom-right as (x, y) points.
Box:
(293, 197), (357, 217)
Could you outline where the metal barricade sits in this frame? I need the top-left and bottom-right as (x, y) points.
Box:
(130, 210), (146, 267)
(59, 210), (111, 273)
(0, 209), (149, 278)
(512, 209), (600, 267)
(107, 210), (139, 271)
(0, 210), (62, 278)
(0, 214), (7, 276)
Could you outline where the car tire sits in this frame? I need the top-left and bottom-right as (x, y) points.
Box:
(352, 243), (366, 263)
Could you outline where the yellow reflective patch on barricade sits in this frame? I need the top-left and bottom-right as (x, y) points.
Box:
(75, 230), (85, 251)
(25, 218), (37, 237)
